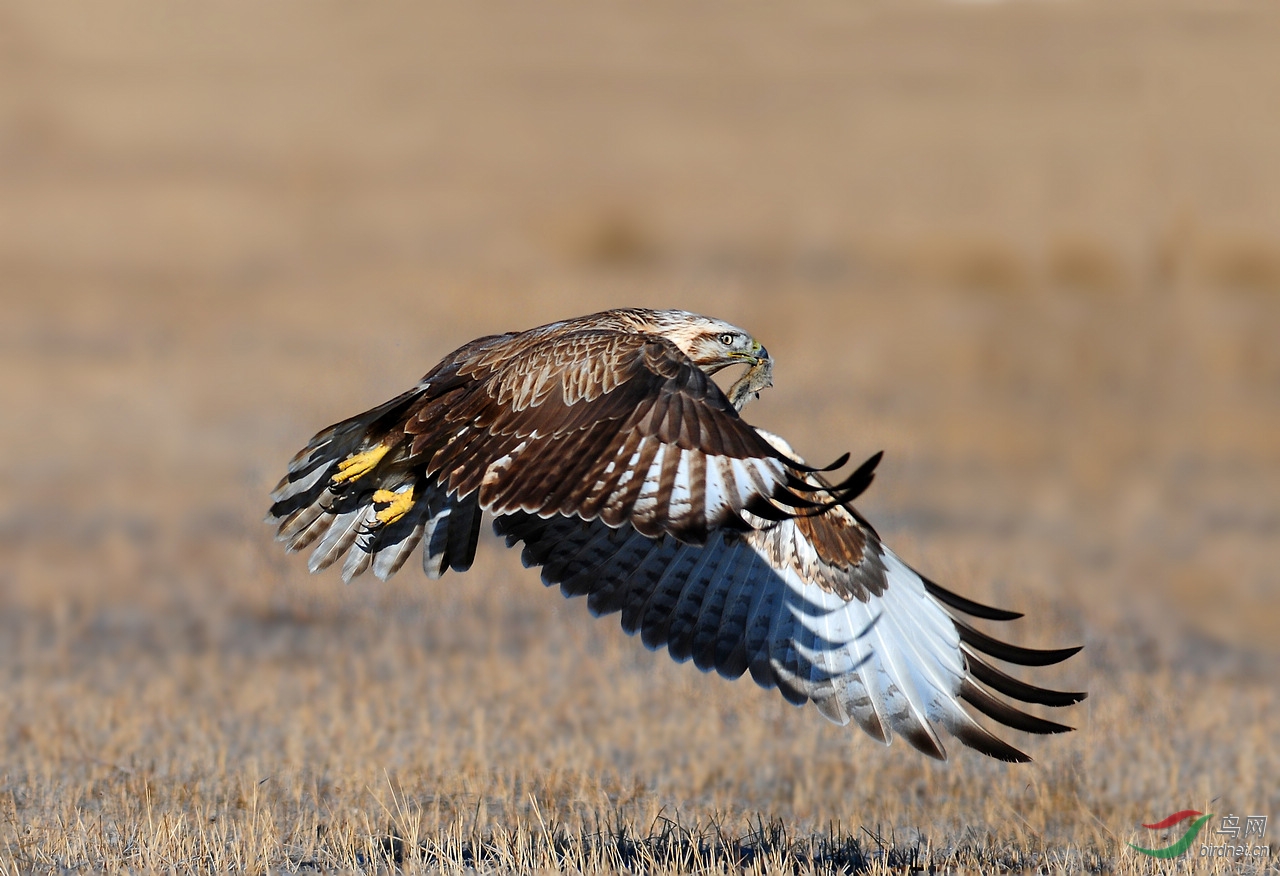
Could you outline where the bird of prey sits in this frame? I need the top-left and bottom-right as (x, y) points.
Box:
(267, 308), (1084, 762)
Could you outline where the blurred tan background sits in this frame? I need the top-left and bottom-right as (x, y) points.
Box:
(1, 0), (1278, 864)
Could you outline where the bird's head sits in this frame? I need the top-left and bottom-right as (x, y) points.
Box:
(644, 311), (771, 376)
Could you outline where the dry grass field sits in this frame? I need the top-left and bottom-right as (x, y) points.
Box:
(2, 2), (1279, 873)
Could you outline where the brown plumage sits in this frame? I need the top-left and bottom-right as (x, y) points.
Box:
(268, 308), (1084, 762)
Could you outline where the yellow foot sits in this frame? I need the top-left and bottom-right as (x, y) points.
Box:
(331, 444), (391, 484)
(373, 486), (415, 526)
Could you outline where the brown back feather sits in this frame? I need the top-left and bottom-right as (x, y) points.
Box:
(394, 328), (801, 543)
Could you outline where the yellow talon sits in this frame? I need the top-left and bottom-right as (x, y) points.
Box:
(331, 444), (390, 484)
(373, 486), (415, 526)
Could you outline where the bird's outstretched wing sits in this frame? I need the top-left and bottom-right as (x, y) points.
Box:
(494, 432), (1085, 762)
(266, 329), (858, 581)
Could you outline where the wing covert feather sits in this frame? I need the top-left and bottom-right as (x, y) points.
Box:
(410, 331), (829, 545)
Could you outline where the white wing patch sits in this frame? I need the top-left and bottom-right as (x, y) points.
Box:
(667, 450), (694, 523)
(753, 534), (962, 755)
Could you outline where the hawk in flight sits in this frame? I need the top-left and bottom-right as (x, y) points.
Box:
(267, 308), (1084, 762)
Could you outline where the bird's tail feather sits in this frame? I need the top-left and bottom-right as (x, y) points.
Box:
(266, 390), (482, 581)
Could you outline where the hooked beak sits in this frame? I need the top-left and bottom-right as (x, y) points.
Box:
(729, 340), (770, 365)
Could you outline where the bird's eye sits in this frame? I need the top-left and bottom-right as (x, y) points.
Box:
(718, 332), (737, 346)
